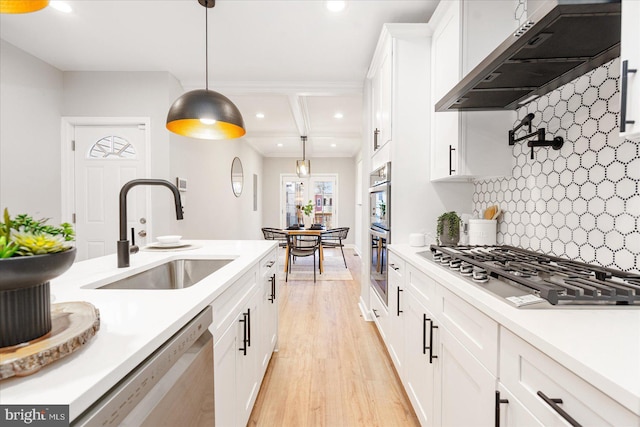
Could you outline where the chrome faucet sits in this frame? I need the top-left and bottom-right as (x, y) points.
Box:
(117, 179), (184, 268)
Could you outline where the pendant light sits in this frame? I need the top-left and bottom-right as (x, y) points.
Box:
(0, 0), (48, 13)
(166, 0), (245, 140)
(296, 136), (311, 177)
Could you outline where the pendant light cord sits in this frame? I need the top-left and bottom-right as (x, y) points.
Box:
(205, 4), (209, 91)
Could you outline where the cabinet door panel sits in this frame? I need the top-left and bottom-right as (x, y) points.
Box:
(404, 291), (436, 426)
(387, 253), (405, 372)
(438, 325), (496, 427)
(620, 0), (640, 140)
(236, 292), (260, 427)
(213, 321), (238, 427)
(497, 384), (545, 427)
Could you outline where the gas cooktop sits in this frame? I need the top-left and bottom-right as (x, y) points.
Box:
(420, 245), (640, 307)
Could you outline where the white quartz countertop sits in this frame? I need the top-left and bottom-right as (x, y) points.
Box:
(0, 240), (276, 421)
(390, 244), (640, 416)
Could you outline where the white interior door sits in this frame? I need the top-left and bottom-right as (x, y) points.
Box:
(73, 125), (147, 261)
(280, 174), (337, 229)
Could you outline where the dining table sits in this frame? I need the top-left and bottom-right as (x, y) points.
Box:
(282, 229), (325, 274)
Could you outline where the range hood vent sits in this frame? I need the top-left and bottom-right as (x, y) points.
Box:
(435, 0), (621, 112)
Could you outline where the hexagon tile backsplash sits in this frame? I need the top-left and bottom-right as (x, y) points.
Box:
(472, 58), (640, 273)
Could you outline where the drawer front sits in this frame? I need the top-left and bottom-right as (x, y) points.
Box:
(259, 248), (277, 279)
(210, 267), (258, 342)
(388, 252), (405, 283)
(500, 328), (639, 426)
(370, 286), (390, 343)
(437, 286), (498, 376)
(406, 263), (439, 316)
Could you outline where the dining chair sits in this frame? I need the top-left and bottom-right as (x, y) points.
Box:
(321, 227), (349, 268)
(285, 234), (321, 283)
(261, 227), (287, 248)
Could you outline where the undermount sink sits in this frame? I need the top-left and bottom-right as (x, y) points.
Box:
(97, 259), (233, 290)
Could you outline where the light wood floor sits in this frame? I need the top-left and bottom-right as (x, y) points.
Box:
(248, 249), (420, 427)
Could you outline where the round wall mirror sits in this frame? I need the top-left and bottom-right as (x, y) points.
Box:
(231, 157), (244, 197)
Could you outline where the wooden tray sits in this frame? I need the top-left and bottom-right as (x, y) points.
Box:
(0, 301), (100, 380)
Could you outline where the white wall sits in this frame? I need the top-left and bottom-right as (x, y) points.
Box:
(169, 137), (264, 240)
(262, 157), (357, 244)
(0, 40), (63, 222)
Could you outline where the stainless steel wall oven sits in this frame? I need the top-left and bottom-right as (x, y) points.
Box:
(369, 162), (390, 305)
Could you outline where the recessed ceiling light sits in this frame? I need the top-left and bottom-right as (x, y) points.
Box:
(326, 1), (346, 12)
(330, 143), (337, 148)
(277, 143), (283, 147)
(256, 112), (265, 119)
(50, 1), (72, 13)
(334, 112), (344, 119)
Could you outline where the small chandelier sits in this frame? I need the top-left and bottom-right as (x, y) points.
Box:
(166, 0), (245, 140)
(296, 136), (310, 177)
(0, 0), (48, 13)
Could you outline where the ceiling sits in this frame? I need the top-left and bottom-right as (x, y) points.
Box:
(0, 0), (439, 157)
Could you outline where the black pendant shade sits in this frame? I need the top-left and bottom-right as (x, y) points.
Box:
(166, 89), (246, 140)
(166, 0), (246, 140)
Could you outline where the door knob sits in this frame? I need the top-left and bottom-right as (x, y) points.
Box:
(139, 217), (147, 224)
(138, 230), (147, 237)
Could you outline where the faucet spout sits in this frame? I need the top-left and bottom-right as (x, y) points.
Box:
(118, 179), (184, 268)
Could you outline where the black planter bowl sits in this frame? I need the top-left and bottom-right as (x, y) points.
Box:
(0, 248), (76, 290)
(0, 248), (76, 348)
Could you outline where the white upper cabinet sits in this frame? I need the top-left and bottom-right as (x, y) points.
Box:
(371, 36), (393, 154)
(430, 0), (518, 181)
(620, 0), (640, 141)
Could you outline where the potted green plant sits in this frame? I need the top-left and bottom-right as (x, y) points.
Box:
(0, 209), (76, 347)
(437, 211), (461, 246)
(301, 200), (314, 228)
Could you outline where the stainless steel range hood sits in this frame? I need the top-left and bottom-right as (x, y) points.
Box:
(435, 0), (621, 112)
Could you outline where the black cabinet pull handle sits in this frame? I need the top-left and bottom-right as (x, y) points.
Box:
(238, 313), (248, 355)
(397, 287), (403, 316)
(495, 391), (509, 427)
(272, 274), (276, 302)
(269, 274), (276, 303)
(389, 263), (400, 271)
(537, 391), (582, 427)
(372, 308), (380, 319)
(449, 145), (456, 175)
(266, 260), (275, 268)
(247, 308), (251, 347)
(422, 314), (428, 355)
(374, 128), (380, 150)
(620, 60), (637, 133)
(425, 317), (438, 363)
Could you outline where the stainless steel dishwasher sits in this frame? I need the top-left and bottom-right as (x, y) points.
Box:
(72, 306), (214, 426)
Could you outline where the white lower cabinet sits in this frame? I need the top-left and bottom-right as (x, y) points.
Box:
(211, 248), (278, 427)
(387, 252), (406, 372)
(259, 250), (278, 378)
(379, 250), (638, 427)
(500, 328), (639, 427)
(404, 289), (437, 426)
(401, 261), (497, 426)
(436, 324), (496, 427)
(370, 286), (390, 341)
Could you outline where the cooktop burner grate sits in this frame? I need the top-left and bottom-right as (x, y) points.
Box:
(429, 245), (640, 305)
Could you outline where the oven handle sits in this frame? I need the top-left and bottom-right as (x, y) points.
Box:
(369, 182), (390, 194)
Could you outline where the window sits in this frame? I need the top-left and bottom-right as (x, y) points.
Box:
(88, 135), (136, 159)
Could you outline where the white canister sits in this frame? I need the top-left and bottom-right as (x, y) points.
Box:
(409, 233), (426, 247)
(468, 219), (497, 246)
